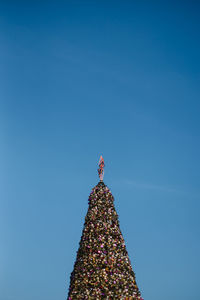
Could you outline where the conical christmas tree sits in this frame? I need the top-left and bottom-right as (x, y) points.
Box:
(67, 157), (143, 300)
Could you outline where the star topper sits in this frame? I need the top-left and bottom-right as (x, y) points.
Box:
(98, 155), (105, 181)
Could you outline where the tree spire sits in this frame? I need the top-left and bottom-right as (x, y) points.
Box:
(98, 155), (105, 181)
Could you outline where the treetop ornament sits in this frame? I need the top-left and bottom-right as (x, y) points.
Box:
(98, 155), (105, 181)
(67, 156), (143, 300)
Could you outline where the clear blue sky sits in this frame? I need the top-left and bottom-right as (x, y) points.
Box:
(1, 1), (200, 299)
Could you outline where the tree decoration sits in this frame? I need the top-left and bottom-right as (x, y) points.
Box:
(67, 156), (143, 299)
(98, 155), (105, 181)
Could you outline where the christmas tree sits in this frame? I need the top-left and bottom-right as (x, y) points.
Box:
(67, 156), (143, 299)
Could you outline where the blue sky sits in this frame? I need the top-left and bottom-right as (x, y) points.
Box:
(1, 1), (200, 299)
